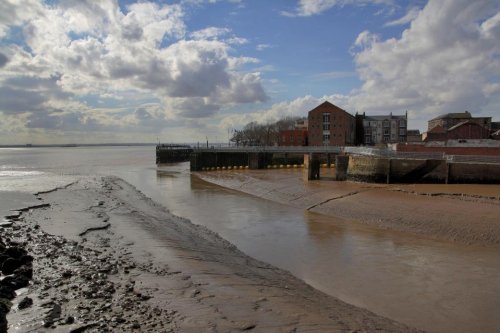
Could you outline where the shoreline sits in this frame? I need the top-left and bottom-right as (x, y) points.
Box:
(3, 176), (418, 332)
(195, 169), (500, 247)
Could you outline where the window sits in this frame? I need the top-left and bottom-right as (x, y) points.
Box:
(323, 134), (330, 142)
(399, 129), (406, 135)
(399, 119), (406, 127)
(383, 136), (390, 142)
(323, 123), (330, 130)
(383, 120), (390, 128)
(322, 113), (330, 123)
(384, 129), (390, 135)
(365, 136), (371, 144)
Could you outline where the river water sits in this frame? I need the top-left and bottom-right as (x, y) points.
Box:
(1, 146), (499, 332)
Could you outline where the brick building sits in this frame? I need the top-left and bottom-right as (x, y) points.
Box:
(278, 129), (308, 146)
(307, 102), (355, 146)
(427, 111), (491, 131)
(423, 121), (491, 142)
(356, 112), (407, 145)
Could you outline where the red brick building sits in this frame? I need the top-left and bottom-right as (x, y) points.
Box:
(307, 101), (355, 146)
(423, 121), (491, 142)
(278, 129), (308, 146)
(427, 111), (491, 131)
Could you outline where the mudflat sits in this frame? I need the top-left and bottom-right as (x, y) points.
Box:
(4, 176), (418, 332)
(196, 169), (500, 247)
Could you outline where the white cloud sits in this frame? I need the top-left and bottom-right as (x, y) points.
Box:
(349, 0), (500, 129)
(233, 0), (500, 135)
(312, 71), (357, 80)
(0, 0), (267, 136)
(0, 0), (45, 38)
(256, 44), (272, 51)
(219, 94), (349, 130)
(190, 27), (230, 40)
(384, 7), (420, 27)
(283, 0), (394, 17)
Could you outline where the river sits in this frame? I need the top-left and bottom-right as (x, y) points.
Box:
(1, 146), (499, 332)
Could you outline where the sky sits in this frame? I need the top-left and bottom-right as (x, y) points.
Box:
(0, 0), (499, 144)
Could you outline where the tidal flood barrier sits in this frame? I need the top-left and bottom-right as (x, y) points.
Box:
(157, 145), (500, 183)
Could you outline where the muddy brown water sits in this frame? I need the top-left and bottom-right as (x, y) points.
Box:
(1, 146), (500, 332)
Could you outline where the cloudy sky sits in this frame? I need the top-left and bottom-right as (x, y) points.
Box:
(0, 0), (499, 144)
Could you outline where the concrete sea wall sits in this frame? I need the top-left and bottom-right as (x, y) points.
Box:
(346, 155), (500, 184)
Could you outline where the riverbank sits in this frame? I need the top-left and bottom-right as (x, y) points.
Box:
(196, 169), (500, 247)
(3, 176), (418, 332)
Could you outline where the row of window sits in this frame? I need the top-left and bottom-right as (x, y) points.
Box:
(365, 129), (407, 135)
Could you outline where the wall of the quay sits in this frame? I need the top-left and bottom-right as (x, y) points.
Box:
(449, 163), (500, 184)
(347, 155), (500, 184)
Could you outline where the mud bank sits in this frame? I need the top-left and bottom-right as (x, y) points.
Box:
(196, 169), (500, 247)
(3, 176), (418, 332)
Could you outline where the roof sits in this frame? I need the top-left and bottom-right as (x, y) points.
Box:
(363, 114), (406, 121)
(447, 120), (488, 132)
(308, 101), (353, 117)
(430, 111), (471, 121)
(427, 125), (446, 133)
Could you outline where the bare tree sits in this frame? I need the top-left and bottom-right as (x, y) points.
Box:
(230, 117), (305, 146)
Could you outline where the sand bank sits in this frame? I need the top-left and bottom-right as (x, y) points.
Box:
(196, 169), (500, 247)
(3, 176), (418, 332)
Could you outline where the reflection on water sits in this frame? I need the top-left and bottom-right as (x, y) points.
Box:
(1, 147), (499, 333)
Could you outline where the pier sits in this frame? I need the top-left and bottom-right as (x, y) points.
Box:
(156, 145), (500, 183)
(156, 144), (193, 164)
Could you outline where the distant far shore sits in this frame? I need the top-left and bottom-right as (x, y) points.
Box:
(0, 143), (156, 148)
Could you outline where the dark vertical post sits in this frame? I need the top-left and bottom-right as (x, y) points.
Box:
(445, 162), (450, 184)
(308, 153), (320, 180)
(386, 159), (392, 184)
(335, 155), (348, 181)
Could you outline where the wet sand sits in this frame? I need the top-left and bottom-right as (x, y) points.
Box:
(4, 176), (418, 332)
(196, 169), (500, 247)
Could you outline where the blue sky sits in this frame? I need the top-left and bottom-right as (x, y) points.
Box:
(0, 0), (498, 144)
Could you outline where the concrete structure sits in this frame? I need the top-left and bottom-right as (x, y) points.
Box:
(347, 155), (500, 184)
(356, 112), (408, 145)
(396, 140), (500, 156)
(186, 146), (500, 183)
(427, 111), (491, 132)
(156, 144), (193, 164)
(307, 101), (355, 146)
(278, 129), (308, 146)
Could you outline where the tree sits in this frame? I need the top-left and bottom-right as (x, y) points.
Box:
(230, 117), (305, 146)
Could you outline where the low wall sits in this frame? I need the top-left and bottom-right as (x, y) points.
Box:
(347, 155), (500, 184)
(449, 163), (500, 183)
(397, 144), (500, 156)
(347, 156), (391, 183)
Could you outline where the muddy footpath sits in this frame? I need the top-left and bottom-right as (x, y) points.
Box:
(1, 176), (419, 332)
